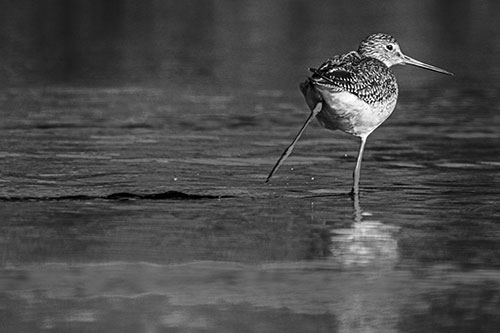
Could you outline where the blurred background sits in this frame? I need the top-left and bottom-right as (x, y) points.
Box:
(1, 0), (499, 89)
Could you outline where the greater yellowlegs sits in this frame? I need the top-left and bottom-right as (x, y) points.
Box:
(265, 33), (453, 194)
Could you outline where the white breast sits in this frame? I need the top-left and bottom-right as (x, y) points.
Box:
(317, 90), (396, 137)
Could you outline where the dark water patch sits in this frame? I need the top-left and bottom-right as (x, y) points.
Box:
(303, 192), (350, 199)
(1, 123), (157, 131)
(398, 280), (500, 333)
(0, 191), (232, 202)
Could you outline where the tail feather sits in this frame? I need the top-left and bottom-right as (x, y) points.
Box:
(300, 78), (324, 111)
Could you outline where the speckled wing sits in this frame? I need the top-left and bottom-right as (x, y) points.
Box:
(309, 51), (398, 106)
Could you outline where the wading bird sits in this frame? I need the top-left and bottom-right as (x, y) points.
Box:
(265, 33), (452, 195)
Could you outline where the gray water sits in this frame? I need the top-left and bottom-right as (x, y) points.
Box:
(1, 1), (500, 332)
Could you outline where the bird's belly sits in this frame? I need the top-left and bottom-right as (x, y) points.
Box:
(317, 90), (395, 137)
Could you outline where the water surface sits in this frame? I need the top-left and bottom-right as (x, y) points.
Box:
(1, 1), (500, 332)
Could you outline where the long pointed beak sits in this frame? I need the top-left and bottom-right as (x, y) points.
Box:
(402, 54), (453, 76)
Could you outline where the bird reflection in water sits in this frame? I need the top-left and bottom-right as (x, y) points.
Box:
(328, 194), (400, 267)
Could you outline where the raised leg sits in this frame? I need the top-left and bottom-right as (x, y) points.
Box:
(265, 102), (322, 183)
(350, 134), (369, 195)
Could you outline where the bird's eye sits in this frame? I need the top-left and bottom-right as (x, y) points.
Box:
(386, 44), (394, 51)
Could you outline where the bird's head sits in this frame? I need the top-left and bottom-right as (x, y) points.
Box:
(358, 33), (453, 75)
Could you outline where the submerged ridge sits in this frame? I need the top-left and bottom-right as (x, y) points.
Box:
(0, 190), (231, 202)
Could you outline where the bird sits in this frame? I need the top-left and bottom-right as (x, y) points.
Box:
(265, 33), (453, 195)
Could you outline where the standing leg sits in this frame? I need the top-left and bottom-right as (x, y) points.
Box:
(351, 134), (369, 195)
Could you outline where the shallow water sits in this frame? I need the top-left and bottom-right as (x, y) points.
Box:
(1, 1), (500, 332)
